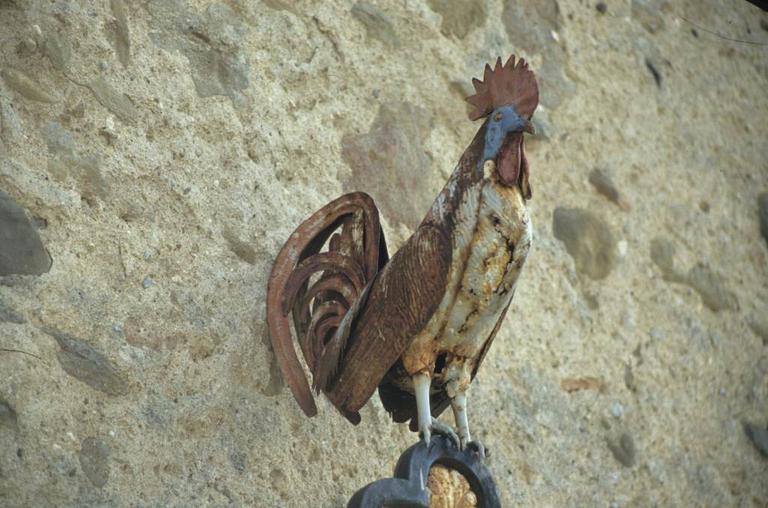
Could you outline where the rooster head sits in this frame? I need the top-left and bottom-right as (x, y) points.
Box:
(466, 55), (539, 197)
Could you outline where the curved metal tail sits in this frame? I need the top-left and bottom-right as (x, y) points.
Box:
(265, 192), (388, 418)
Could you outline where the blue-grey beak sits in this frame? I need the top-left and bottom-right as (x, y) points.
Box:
(522, 119), (535, 135)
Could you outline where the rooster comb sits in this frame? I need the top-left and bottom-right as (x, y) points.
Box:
(466, 55), (539, 121)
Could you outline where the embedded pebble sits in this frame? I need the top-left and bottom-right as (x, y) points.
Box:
(351, 2), (400, 48)
(0, 299), (25, 324)
(0, 191), (51, 276)
(0, 399), (17, 429)
(650, 236), (679, 281)
(146, 2), (250, 102)
(624, 364), (637, 392)
(88, 78), (138, 124)
(589, 169), (630, 210)
(685, 263), (738, 312)
(222, 229), (258, 265)
(43, 33), (72, 72)
(108, 0), (131, 67)
(44, 122), (109, 203)
(0, 68), (59, 103)
(596, 1), (607, 13)
(552, 207), (617, 280)
(617, 240), (628, 257)
(607, 433), (636, 467)
(632, 0), (667, 34)
(748, 318), (768, 346)
(650, 237), (736, 311)
(744, 422), (768, 458)
(0, 96), (23, 141)
(427, 0), (486, 39)
(560, 377), (604, 393)
(45, 327), (129, 396)
(44, 122), (75, 156)
(79, 437), (110, 487)
(758, 192), (768, 246)
(645, 58), (662, 87)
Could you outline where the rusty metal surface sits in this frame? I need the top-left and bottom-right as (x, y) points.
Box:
(265, 55), (538, 433)
(465, 55), (539, 121)
(265, 192), (385, 417)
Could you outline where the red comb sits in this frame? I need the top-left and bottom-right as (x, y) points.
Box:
(466, 55), (539, 121)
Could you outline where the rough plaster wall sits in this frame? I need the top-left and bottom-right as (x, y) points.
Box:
(0, 0), (767, 506)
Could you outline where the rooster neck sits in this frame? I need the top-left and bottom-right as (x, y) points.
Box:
(424, 116), (531, 230)
(423, 120), (488, 230)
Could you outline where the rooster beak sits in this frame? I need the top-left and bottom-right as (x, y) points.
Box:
(523, 119), (535, 135)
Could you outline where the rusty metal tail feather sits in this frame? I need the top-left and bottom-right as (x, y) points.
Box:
(266, 192), (387, 417)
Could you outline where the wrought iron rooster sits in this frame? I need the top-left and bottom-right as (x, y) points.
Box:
(267, 55), (538, 456)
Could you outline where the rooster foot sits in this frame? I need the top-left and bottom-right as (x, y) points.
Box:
(419, 418), (460, 450)
(466, 440), (487, 460)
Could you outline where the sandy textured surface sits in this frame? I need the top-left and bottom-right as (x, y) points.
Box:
(1, 0), (767, 506)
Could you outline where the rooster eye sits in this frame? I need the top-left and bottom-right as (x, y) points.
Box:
(493, 112), (503, 122)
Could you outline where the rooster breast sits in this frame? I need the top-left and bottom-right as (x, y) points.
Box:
(400, 172), (532, 380)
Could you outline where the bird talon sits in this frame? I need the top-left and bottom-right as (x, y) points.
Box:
(467, 441), (487, 460)
(429, 418), (460, 449)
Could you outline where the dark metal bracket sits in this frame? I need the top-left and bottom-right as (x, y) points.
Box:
(347, 435), (500, 508)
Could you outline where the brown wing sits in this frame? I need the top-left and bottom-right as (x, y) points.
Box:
(324, 223), (451, 415)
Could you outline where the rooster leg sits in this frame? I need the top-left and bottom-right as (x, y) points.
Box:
(446, 362), (486, 458)
(450, 390), (486, 458)
(413, 372), (459, 448)
(413, 372), (433, 443)
(451, 390), (471, 447)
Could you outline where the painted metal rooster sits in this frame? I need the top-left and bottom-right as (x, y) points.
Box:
(266, 55), (538, 455)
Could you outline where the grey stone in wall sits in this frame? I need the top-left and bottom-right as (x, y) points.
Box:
(0, 191), (51, 276)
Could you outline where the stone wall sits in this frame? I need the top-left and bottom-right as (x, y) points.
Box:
(1, 0), (767, 506)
